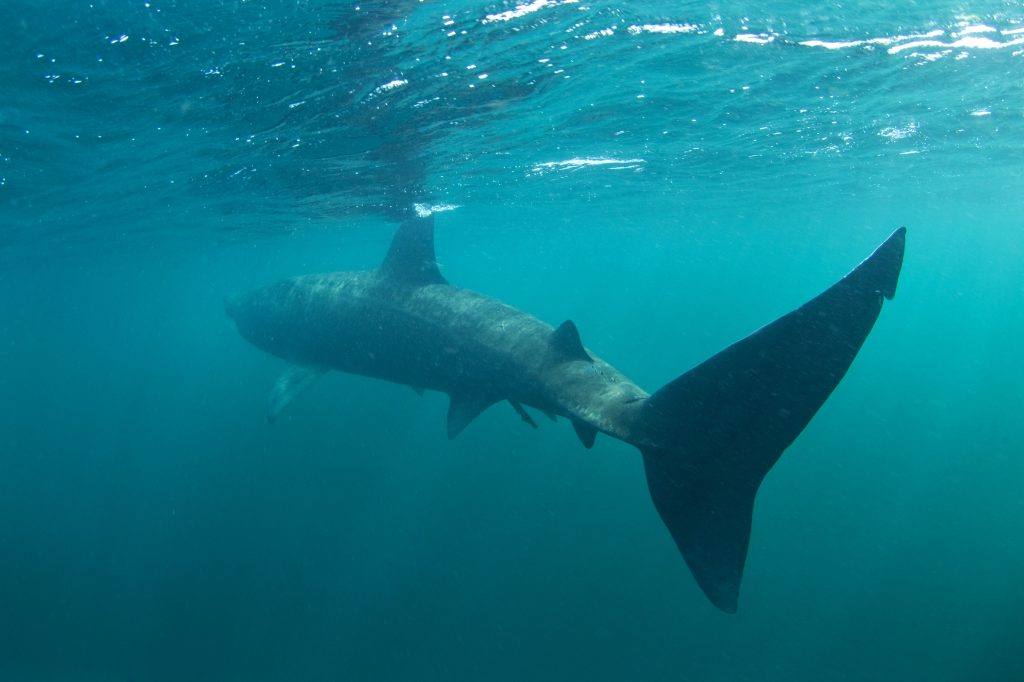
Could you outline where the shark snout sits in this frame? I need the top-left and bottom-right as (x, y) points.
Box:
(224, 293), (242, 320)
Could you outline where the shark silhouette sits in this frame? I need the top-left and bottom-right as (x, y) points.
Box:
(226, 216), (906, 612)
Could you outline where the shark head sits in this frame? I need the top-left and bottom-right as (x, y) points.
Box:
(224, 293), (243, 321)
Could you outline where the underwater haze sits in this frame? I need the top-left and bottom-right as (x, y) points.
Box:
(2, 1), (1023, 680)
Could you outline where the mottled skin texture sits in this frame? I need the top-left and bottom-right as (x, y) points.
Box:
(226, 219), (906, 614)
(227, 270), (656, 446)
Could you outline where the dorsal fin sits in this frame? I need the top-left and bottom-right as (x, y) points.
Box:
(550, 320), (593, 363)
(379, 214), (447, 285)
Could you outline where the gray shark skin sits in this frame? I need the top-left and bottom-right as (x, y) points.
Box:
(227, 216), (906, 613)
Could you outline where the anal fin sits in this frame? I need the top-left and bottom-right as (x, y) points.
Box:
(509, 401), (538, 429)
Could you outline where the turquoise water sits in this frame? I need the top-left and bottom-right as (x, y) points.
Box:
(2, 1), (1022, 680)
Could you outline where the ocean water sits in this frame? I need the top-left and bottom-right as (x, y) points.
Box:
(1, 1), (1022, 680)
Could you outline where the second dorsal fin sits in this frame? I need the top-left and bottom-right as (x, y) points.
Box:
(379, 214), (447, 285)
(550, 320), (593, 363)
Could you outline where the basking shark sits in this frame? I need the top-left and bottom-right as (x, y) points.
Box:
(226, 216), (905, 612)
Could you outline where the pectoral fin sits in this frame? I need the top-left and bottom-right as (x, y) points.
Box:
(268, 365), (326, 423)
(447, 393), (498, 439)
(572, 419), (598, 449)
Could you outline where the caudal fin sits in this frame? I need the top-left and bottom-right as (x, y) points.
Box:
(640, 228), (906, 612)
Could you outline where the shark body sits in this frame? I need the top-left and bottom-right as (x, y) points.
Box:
(227, 217), (906, 612)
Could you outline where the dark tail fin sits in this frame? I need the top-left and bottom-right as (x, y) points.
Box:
(640, 228), (906, 612)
